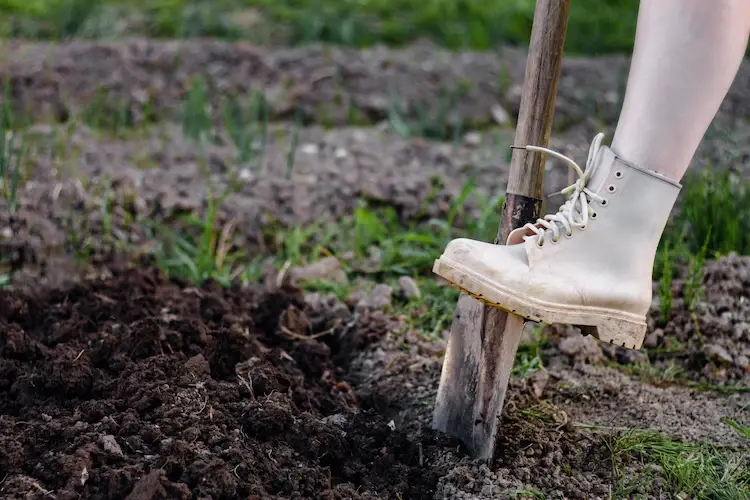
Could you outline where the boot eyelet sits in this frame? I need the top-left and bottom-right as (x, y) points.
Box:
(536, 240), (544, 248)
(600, 199), (608, 206)
(615, 171), (623, 178)
(565, 231), (573, 238)
(579, 224), (587, 231)
(591, 212), (598, 219)
(607, 185), (616, 193)
(551, 236), (561, 244)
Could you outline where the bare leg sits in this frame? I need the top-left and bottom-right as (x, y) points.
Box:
(612, 0), (750, 182)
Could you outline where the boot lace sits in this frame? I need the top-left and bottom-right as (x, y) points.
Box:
(512, 133), (606, 246)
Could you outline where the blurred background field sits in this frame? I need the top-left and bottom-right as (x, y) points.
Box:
(0, 0), (641, 53)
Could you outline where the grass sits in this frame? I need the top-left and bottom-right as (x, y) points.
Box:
(612, 360), (750, 395)
(721, 418), (750, 440)
(0, 88), (26, 213)
(0, 0), (642, 55)
(611, 428), (750, 499)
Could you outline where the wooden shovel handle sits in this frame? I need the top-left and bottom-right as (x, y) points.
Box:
(498, 0), (571, 244)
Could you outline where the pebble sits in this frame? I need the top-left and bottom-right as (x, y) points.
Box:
(101, 435), (124, 457)
(643, 328), (664, 348)
(703, 343), (734, 364)
(357, 284), (393, 310)
(558, 335), (604, 363)
(491, 104), (510, 125)
(463, 132), (482, 147)
(398, 276), (421, 299)
(734, 355), (749, 370)
(184, 354), (210, 375)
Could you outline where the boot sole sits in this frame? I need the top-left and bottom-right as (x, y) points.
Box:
(433, 256), (647, 350)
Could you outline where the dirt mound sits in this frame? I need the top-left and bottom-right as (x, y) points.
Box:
(650, 254), (750, 381)
(0, 269), (455, 499)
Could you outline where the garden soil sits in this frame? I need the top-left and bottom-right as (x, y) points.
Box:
(1, 39), (749, 498)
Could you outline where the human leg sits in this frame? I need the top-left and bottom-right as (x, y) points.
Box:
(612, 0), (750, 182)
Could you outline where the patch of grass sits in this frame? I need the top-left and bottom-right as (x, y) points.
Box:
(509, 487), (546, 499)
(657, 241), (673, 326)
(721, 418), (750, 440)
(513, 323), (547, 378)
(671, 168), (750, 257)
(388, 85), (467, 143)
(182, 76), (213, 143)
(612, 359), (750, 395)
(611, 429), (750, 499)
(391, 277), (459, 340)
(151, 193), (242, 286)
(0, 88), (26, 213)
(221, 89), (269, 167)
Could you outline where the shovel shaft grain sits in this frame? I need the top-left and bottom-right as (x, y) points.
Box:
(500, 0), (570, 243)
(432, 0), (570, 462)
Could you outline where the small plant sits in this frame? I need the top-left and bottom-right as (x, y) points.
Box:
(0, 91), (25, 213)
(153, 192), (240, 286)
(221, 89), (269, 167)
(684, 231), (710, 313)
(513, 324), (547, 378)
(387, 86), (466, 142)
(182, 76), (212, 143)
(721, 418), (750, 440)
(676, 168), (750, 256)
(285, 108), (302, 179)
(657, 241), (673, 326)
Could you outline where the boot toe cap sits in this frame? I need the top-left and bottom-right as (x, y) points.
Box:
(440, 238), (529, 278)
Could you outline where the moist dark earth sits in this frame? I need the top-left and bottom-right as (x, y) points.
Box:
(0, 268), (455, 499)
(1, 38), (749, 499)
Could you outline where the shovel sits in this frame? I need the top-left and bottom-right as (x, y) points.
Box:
(432, 0), (571, 462)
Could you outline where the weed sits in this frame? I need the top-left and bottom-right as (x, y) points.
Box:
(152, 193), (240, 286)
(611, 429), (750, 499)
(657, 241), (673, 326)
(285, 108), (302, 179)
(0, 92), (26, 213)
(387, 87), (465, 143)
(675, 169), (750, 256)
(221, 90), (269, 167)
(80, 86), (134, 135)
(513, 324), (547, 378)
(509, 487), (546, 499)
(721, 418), (750, 440)
(182, 76), (212, 143)
(392, 277), (459, 340)
(612, 360), (750, 394)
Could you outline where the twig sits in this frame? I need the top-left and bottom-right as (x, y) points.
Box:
(31, 482), (54, 497)
(278, 319), (341, 341)
(215, 217), (237, 270)
(72, 349), (85, 362)
(237, 374), (255, 399)
(192, 395), (209, 416)
(275, 260), (291, 289)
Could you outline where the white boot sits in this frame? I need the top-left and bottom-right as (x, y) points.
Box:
(433, 133), (682, 349)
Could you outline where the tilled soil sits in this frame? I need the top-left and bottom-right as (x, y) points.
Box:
(1, 39), (749, 498)
(1, 39), (749, 132)
(0, 268), (458, 499)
